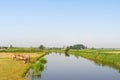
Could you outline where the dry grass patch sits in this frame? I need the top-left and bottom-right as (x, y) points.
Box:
(0, 53), (42, 58)
(0, 52), (46, 80)
(104, 51), (120, 54)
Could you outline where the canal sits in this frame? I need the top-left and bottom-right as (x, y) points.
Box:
(28, 53), (120, 80)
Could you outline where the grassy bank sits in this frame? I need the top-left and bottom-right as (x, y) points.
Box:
(0, 48), (44, 53)
(51, 49), (120, 70)
(69, 50), (120, 70)
(0, 51), (47, 80)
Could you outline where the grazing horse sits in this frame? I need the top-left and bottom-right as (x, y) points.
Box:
(12, 54), (16, 60)
(24, 54), (30, 63)
(12, 54), (25, 60)
(16, 54), (25, 60)
(12, 54), (31, 64)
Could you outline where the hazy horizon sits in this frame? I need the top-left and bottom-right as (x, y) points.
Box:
(0, 0), (120, 48)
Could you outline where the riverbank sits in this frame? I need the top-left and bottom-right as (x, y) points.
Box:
(69, 50), (120, 70)
(51, 49), (120, 70)
(0, 51), (47, 80)
(1, 49), (120, 80)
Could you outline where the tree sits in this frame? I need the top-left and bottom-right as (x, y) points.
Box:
(10, 44), (13, 48)
(69, 44), (87, 50)
(39, 45), (45, 50)
(65, 47), (70, 53)
(64, 47), (70, 56)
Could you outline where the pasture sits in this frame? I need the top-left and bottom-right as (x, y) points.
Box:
(0, 52), (46, 80)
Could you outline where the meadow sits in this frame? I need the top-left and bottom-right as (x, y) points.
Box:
(0, 48), (47, 80)
(1, 48), (120, 80)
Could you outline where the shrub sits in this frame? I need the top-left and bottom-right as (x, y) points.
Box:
(39, 58), (47, 64)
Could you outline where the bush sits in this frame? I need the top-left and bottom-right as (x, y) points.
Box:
(39, 58), (47, 64)
(31, 62), (44, 76)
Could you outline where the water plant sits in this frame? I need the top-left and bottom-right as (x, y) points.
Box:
(31, 58), (47, 76)
(39, 58), (47, 64)
(31, 62), (44, 76)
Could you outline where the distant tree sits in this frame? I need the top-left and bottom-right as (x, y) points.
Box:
(65, 47), (70, 53)
(63, 47), (70, 56)
(10, 44), (13, 48)
(91, 47), (96, 50)
(69, 44), (87, 50)
(39, 45), (45, 50)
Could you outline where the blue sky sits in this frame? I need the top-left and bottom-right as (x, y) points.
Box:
(0, 0), (120, 48)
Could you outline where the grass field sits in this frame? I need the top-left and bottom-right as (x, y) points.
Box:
(1, 48), (120, 80)
(0, 52), (46, 80)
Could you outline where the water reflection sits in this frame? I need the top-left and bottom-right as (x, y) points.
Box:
(65, 52), (70, 57)
(72, 53), (79, 59)
(72, 52), (120, 73)
(26, 53), (120, 80)
(25, 58), (47, 80)
(64, 47), (70, 54)
(25, 70), (31, 80)
(94, 59), (120, 73)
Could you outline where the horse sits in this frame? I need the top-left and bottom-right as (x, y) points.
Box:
(12, 54), (30, 64)
(24, 54), (30, 63)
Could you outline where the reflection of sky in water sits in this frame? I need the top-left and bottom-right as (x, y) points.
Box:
(33, 53), (120, 80)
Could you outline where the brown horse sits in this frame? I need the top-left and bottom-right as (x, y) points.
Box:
(12, 54), (25, 60)
(24, 54), (30, 63)
(12, 54), (30, 64)
(12, 54), (16, 60)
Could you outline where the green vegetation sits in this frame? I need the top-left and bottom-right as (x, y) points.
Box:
(39, 45), (45, 50)
(0, 47), (45, 53)
(1, 47), (120, 80)
(31, 62), (44, 76)
(64, 47), (70, 53)
(51, 49), (120, 70)
(31, 58), (47, 76)
(39, 58), (47, 64)
(68, 50), (120, 70)
(68, 44), (87, 50)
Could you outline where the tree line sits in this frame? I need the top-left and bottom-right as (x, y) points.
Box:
(68, 44), (87, 50)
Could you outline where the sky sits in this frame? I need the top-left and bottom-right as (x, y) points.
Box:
(0, 0), (120, 48)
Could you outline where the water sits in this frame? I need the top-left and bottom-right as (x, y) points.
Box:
(28, 53), (120, 80)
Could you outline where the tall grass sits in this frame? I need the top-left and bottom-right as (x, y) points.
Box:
(31, 62), (44, 76)
(31, 58), (47, 76)
(39, 58), (47, 64)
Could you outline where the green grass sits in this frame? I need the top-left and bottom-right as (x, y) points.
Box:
(68, 50), (120, 70)
(0, 48), (45, 53)
(51, 49), (120, 71)
(31, 62), (44, 76)
(39, 58), (47, 64)
(1, 48), (120, 80)
(30, 57), (47, 77)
